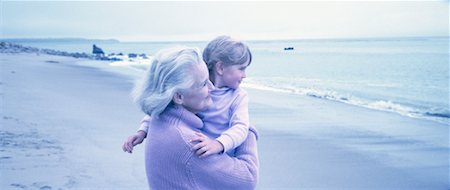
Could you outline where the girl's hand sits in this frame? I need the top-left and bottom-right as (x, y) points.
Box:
(191, 132), (224, 158)
(122, 130), (146, 154)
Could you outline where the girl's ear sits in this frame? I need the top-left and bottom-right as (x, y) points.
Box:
(215, 62), (224, 75)
(172, 92), (184, 104)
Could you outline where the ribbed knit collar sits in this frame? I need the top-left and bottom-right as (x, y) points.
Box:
(210, 86), (233, 96)
(163, 104), (203, 129)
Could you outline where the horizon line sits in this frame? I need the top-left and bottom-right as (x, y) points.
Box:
(1, 35), (448, 43)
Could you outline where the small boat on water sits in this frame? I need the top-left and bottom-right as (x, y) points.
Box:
(284, 47), (294, 51)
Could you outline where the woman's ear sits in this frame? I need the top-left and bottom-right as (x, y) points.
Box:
(172, 92), (183, 104)
(215, 62), (224, 75)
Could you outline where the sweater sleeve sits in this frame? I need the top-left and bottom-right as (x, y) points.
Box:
(216, 91), (250, 153)
(188, 129), (259, 190)
(137, 115), (152, 133)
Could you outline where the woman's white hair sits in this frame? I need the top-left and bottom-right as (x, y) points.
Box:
(132, 46), (203, 117)
(202, 35), (252, 71)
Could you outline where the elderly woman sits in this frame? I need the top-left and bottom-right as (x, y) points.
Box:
(129, 47), (258, 189)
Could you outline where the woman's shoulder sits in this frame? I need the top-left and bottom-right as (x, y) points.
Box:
(166, 106), (203, 148)
(151, 105), (203, 144)
(176, 125), (199, 146)
(149, 110), (199, 155)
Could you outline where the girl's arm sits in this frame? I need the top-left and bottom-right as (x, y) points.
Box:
(217, 91), (250, 153)
(192, 91), (250, 157)
(122, 130), (146, 153)
(137, 114), (152, 133)
(122, 115), (152, 153)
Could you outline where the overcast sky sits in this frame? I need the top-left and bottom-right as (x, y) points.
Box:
(1, 1), (448, 41)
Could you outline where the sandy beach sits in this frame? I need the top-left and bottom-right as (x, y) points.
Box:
(1, 53), (448, 189)
(248, 88), (448, 189)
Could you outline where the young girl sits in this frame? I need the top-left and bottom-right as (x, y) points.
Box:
(123, 36), (254, 158)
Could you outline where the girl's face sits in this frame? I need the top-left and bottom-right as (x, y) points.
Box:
(221, 60), (250, 89)
(181, 64), (213, 113)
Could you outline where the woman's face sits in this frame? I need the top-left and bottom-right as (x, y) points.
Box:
(181, 64), (213, 113)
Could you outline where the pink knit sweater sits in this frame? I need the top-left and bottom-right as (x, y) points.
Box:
(145, 104), (259, 190)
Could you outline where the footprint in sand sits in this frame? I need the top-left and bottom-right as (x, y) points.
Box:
(39, 185), (52, 190)
(1, 116), (64, 155)
(64, 176), (78, 188)
(3, 116), (38, 127)
(31, 182), (53, 190)
(45, 60), (59, 64)
(10, 183), (27, 189)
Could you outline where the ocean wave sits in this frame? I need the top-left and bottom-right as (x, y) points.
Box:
(241, 81), (449, 125)
(425, 111), (450, 119)
(109, 57), (152, 74)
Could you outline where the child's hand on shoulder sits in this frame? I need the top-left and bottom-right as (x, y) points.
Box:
(191, 132), (224, 158)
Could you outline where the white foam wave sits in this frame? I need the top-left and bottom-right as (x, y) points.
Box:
(242, 81), (449, 124)
(107, 56), (152, 77)
(109, 56), (152, 67)
(241, 82), (293, 93)
(366, 101), (419, 116)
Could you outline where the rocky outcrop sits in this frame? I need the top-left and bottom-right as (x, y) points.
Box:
(0, 42), (120, 61)
(92, 44), (105, 55)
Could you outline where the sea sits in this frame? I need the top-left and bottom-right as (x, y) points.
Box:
(6, 36), (449, 125)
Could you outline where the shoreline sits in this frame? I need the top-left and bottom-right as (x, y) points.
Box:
(3, 40), (449, 126)
(1, 52), (449, 189)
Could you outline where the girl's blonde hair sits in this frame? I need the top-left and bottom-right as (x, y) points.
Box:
(202, 35), (252, 71)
